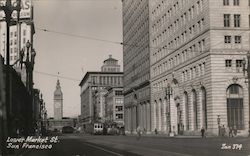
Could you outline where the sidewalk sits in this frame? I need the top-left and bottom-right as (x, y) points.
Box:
(124, 133), (217, 139)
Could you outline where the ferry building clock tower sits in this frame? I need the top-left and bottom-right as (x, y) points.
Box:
(54, 79), (63, 120)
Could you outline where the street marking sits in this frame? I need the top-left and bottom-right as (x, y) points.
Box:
(83, 142), (124, 156)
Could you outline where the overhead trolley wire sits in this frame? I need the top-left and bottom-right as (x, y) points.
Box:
(37, 26), (249, 54)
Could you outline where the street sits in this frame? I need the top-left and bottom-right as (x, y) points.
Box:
(21, 134), (250, 156)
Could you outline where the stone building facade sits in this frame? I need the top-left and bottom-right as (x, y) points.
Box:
(149, 0), (249, 136)
(122, 0), (151, 134)
(105, 87), (124, 127)
(79, 55), (123, 131)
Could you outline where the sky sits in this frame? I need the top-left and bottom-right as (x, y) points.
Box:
(33, 0), (123, 118)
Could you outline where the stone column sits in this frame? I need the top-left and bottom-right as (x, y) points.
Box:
(163, 99), (167, 132)
(143, 104), (146, 130)
(158, 101), (162, 131)
(146, 102), (150, 132)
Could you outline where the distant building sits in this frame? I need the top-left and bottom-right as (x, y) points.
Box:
(79, 55), (123, 131)
(54, 79), (63, 120)
(105, 87), (124, 128)
(47, 117), (76, 132)
(101, 55), (121, 72)
(48, 80), (74, 132)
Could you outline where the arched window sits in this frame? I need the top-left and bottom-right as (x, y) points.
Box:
(201, 87), (207, 129)
(184, 92), (189, 130)
(192, 90), (198, 130)
(227, 84), (244, 130)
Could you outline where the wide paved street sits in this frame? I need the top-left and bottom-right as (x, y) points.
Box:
(20, 134), (250, 156)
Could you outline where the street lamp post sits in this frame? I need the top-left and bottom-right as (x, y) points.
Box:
(39, 93), (44, 135)
(165, 84), (172, 135)
(242, 52), (250, 137)
(217, 115), (221, 136)
(20, 40), (36, 134)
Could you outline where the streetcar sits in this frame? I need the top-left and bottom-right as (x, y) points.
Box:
(85, 122), (104, 135)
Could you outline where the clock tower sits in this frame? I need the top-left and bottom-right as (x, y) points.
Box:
(54, 79), (63, 120)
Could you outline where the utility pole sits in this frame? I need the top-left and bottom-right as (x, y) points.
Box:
(242, 52), (250, 137)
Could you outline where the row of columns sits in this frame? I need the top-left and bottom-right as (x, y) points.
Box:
(152, 99), (167, 133)
(125, 102), (151, 133)
(124, 88), (207, 134)
(181, 88), (207, 132)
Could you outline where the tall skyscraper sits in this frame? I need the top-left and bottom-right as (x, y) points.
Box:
(122, 0), (151, 134)
(54, 79), (63, 120)
(148, 0), (249, 136)
(122, 0), (249, 136)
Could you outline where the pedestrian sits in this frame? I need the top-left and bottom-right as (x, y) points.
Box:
(154, 128), (158, 135)
(143, 128), (146, 135)
(136, 126), (141, 140)
(201, 127), (205, 138)
(16, 129), (20, 137)
(233, 126), (237, 137)
(221, 125), (226, 137)
(229, 127), (233, 137)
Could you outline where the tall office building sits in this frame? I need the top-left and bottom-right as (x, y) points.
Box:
(0, 23), (31, 65)
(149, 0), (249, 136)
(79, 55), (123, 131)
(122, 0), (151, 134)
(0, 0), (34, 85)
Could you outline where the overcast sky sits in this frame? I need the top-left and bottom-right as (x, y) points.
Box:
(33, 0), (123, 117)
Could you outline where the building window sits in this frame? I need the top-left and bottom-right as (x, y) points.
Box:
(192, 90), (198, 130)
(115, 98), (123, 104)
(115, 106), (123, 111)
(115, 91), (123, 96)
(233, 0), (239, 6)
(223, 0), (229, 5)
(184, 92), (189, 130)
(225, 59), (232, 67)
(23, 30), (26, 36)
(229, 84), (239, 94)
(234, 14), (240, 27)
(201, 87), (207, 129)
(224, 36), (231, 43)
(116, 114), (123, 119)
(224, 14), (230, 27)
(236, 60), (243, 67)
(235, 36), (241, 44)
(227, 84), (244, 130)
(249, 15), (250, 27)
